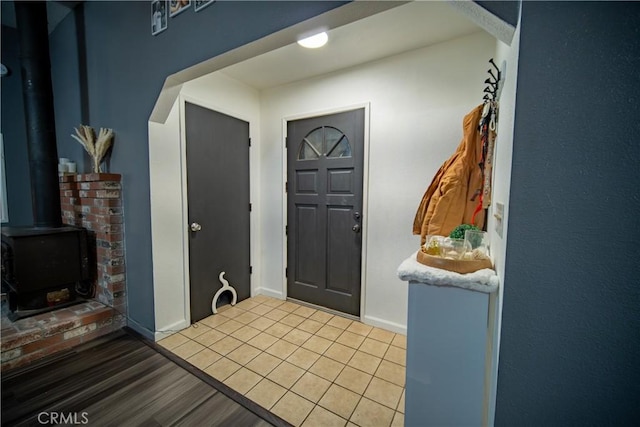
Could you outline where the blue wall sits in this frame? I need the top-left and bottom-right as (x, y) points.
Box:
(476, 1), (519, 28)
(496, 1), (640, 425)
(3, 1), (346, 331)
(1, 25), (33, 226)
(50, 6), (87, 173)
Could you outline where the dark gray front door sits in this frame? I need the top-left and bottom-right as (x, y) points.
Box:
(185, 102), (250, 323)
(287, 108), (365, 316)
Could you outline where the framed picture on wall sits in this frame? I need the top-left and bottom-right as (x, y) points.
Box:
(170, 0), (191, 17)
(194, 0), (214, 12)
(151, 0), (167, 36)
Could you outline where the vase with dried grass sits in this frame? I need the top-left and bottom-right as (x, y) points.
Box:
(71, 125), (114, 173)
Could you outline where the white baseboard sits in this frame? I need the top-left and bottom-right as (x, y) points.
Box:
(363, 314), (406, 335)
(126, 317), (156, 341)
(129, 317), (189, 342)
(152, 319), (190, 341)
(254, 287), (284, 300)
(252, 288), (405, 335)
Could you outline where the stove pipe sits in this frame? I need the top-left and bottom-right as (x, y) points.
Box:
(15, 1), (62, 228)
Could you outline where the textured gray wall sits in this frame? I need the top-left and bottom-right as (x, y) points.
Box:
(496, 1), (640, 425)
(42, 1), (345, 331)
(1, 25), (33, 226)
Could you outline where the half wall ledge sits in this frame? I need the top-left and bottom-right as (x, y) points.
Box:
(398, 251), (499, 427)
(397, 251), (499, 293)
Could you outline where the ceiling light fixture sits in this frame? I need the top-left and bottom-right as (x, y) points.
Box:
(297, 32), (328, 49)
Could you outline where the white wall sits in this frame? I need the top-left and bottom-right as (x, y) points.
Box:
(149, 99), (185, 339)
(485, 20), (521, 426)
(259, 32), (495, 333)
(149, 72), (261, 339)
(487, 22), (519, 324)
(148, 31), (500, 337)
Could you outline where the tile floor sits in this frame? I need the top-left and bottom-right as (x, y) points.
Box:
(158, 296), (406, 427)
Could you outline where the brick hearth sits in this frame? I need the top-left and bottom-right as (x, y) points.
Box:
(1, 301), (117, 371)
(0, 173), (127, 371)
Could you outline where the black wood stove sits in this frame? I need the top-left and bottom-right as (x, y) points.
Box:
(1, 227), (90, 320)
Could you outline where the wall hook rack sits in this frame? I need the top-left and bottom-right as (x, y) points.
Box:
(483, 58), (502, 102)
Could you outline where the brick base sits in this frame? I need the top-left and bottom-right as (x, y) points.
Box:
(1, 300), (126, 372)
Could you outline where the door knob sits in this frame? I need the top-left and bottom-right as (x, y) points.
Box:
(190, 222), (202, 232)
(352, 224), (361, 233)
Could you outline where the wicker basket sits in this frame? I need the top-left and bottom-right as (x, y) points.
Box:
(416, 250), (493, 274)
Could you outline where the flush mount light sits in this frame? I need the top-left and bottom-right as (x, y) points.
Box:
(297, 32), (328, 49)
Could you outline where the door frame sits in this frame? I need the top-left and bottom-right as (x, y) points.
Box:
(179, 93), (256, 324)
(282, 103), (371, 319)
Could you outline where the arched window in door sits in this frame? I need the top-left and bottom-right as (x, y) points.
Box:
(297, 126), (352, 160)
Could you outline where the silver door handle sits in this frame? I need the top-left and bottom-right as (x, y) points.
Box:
(190, 222), (202, 232)
(352, 224), (361, 233)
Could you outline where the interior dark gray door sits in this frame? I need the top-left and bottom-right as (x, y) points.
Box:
(185, 102), (250, 323)
(287, 108), (365, 316)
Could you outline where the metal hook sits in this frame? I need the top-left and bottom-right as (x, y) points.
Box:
(489, 58), (501, 79)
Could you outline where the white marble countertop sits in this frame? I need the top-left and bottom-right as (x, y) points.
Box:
(397, 252), (499, 294)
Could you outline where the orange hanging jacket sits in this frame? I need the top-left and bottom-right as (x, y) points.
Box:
(413, 104), (486, 243)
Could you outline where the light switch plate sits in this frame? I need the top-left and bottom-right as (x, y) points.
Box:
(494, 202), (504, 238)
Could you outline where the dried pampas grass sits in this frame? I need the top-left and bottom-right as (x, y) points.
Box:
(72, 125), (114, 173)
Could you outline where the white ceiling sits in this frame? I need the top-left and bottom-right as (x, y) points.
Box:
(220, 1), (483, 90)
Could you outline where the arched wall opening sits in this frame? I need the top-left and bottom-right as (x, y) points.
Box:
(147, 4), (519, 423)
